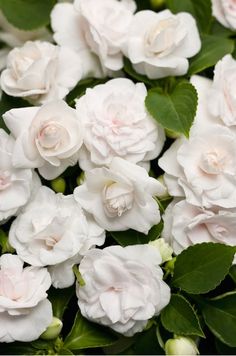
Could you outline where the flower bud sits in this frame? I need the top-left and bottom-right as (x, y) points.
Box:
(150, 0), (165, 9)
(149, 238), (173, 263)
(165, 336), (199, 355)
(76, 172), (85, 186)
(165, 257), (176, 274)
(156, 175), (169, 199)
(40, 317), (63, 340)
(51, 177), (66, 194)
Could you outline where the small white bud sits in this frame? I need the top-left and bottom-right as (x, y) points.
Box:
(165, 336), (199, 355)
(40, 317), (63, 340)
(149, 238), (173, 263)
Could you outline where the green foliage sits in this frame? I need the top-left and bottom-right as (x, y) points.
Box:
(202, 292), (236, 347)
(48, 287), (74, 320)
(0, 0), (56, 30)
(64, 311), (117, 350)
(172, 243), (235, 294)
(188, 35), (234, 75)
(166, 0), (212, 33)
(145, 81), (197, 137)
(161, 294), (204, 337)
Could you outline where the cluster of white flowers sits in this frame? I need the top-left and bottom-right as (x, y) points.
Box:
(3, 0), (209, 342)
(160, 53), (236, 258)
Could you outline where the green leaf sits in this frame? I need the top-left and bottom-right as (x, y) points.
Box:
(0, 0), (56, 30)
(188, 35), (234, 75)
(133, 325), (164, 355)
(161, 294), (204, 337)
(64, 311), (117, 350)
(0, 229), (14, 253)
(111, 222), (163, 247)
(202, 292), (236, 347)
(229, 265), (236, 284)
(166, 0), (212, 33)
(48, 287), (74, 320)
(145, 82), (197, 137)
(172, 243), (235, 294)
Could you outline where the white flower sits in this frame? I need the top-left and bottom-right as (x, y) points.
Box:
(76, 78), (165, 170)
(159, 124), (236, 208)
(1, 41), (82, 104)
(9, 186), (105, 288)
(76, 245), (170, 336)
(212, 0), (236, 29)
(3, 100), (83, 180)
(74, 157), (166, 234)
(0, 129), (40, 223)
(0, 254), (52, 343)
(162, 199), (236, 255)
(51, 0), (136, 74)
(208, 54), (236, 127)
(123, 9), (201, 79)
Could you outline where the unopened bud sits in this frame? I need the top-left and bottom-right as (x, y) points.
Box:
(165, 257), (176, 274)
(165, 336), (199, 355)
(40, 317), (63, 340)
(76, 172), (85, 186)
(149, 238), (173, 263)
(150, 0), (165, 9)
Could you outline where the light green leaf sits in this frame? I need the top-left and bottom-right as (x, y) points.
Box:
(0, 0), (56, 30)
(167, 0), (212, 33)
(64, 311), (117, 350)
(161, 294), (204, 337)
(145, 82), (197, 137)
(188, 35), (234, 75)
(172, 243), (235, 294)
(202, 292), (236, 347)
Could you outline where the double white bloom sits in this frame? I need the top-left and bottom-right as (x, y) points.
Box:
(3, 100), (83, 180)
(9, 186), (105, 288)
(75, 157), (166, 234)
(212, 0), (236, 29)
(76, 245), (170, 336)
(1, 41), (82, 104)
(0, 254), (52, 342)
(124, 9), (201, 79)
(76, 78), (165, 170)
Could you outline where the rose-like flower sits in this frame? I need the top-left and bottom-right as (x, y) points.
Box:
(76, 78), (165, 170)
(1, 41), (83, 104)
(212, 0), (236, 29)
(208, 54), (236, 127)
(74, 157), (166, 234)
(76, 245), (170, 336)
(51, 0), (136, 74)
(159, 124), (236, 208)
(0, 129), (40, 223)
(0, 254), (52, 342)
(123, 9), (201, 79)
(9, 186), (105, 288)
(3, 100), (83, 180)
(162, 199), (236, 255)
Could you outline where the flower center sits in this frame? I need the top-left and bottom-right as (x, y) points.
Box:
(38, 122), (63, 150)
(0, 269), (26, 301)
(0, 171), (11, 190)
(144, 17), (180, 57)
(44, 234), (61, 250)
(102, 182), (134, 217)
(200, 150), (227, 174)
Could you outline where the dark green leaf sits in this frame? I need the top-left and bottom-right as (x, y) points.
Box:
(188, 35), (234, 75)
(111, 222), (163, 247)
(161, 294), (204, 337)
(210, 19), (235, 37)
(172, 243), (235, 294)
(202, 292), (236, 347)
(229, 265), (236, 284)
(133, 325), (164, 355)
(48, 286), (74, 320)
(0, 92), (29, 132)
(64, 311), (117, 350)
(0, 0), (56, 30)
(167, 0), (212, 33)
(58, 349), (74, 355)
(215, 338), (236, 355)
(145, 82), (197, 137)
